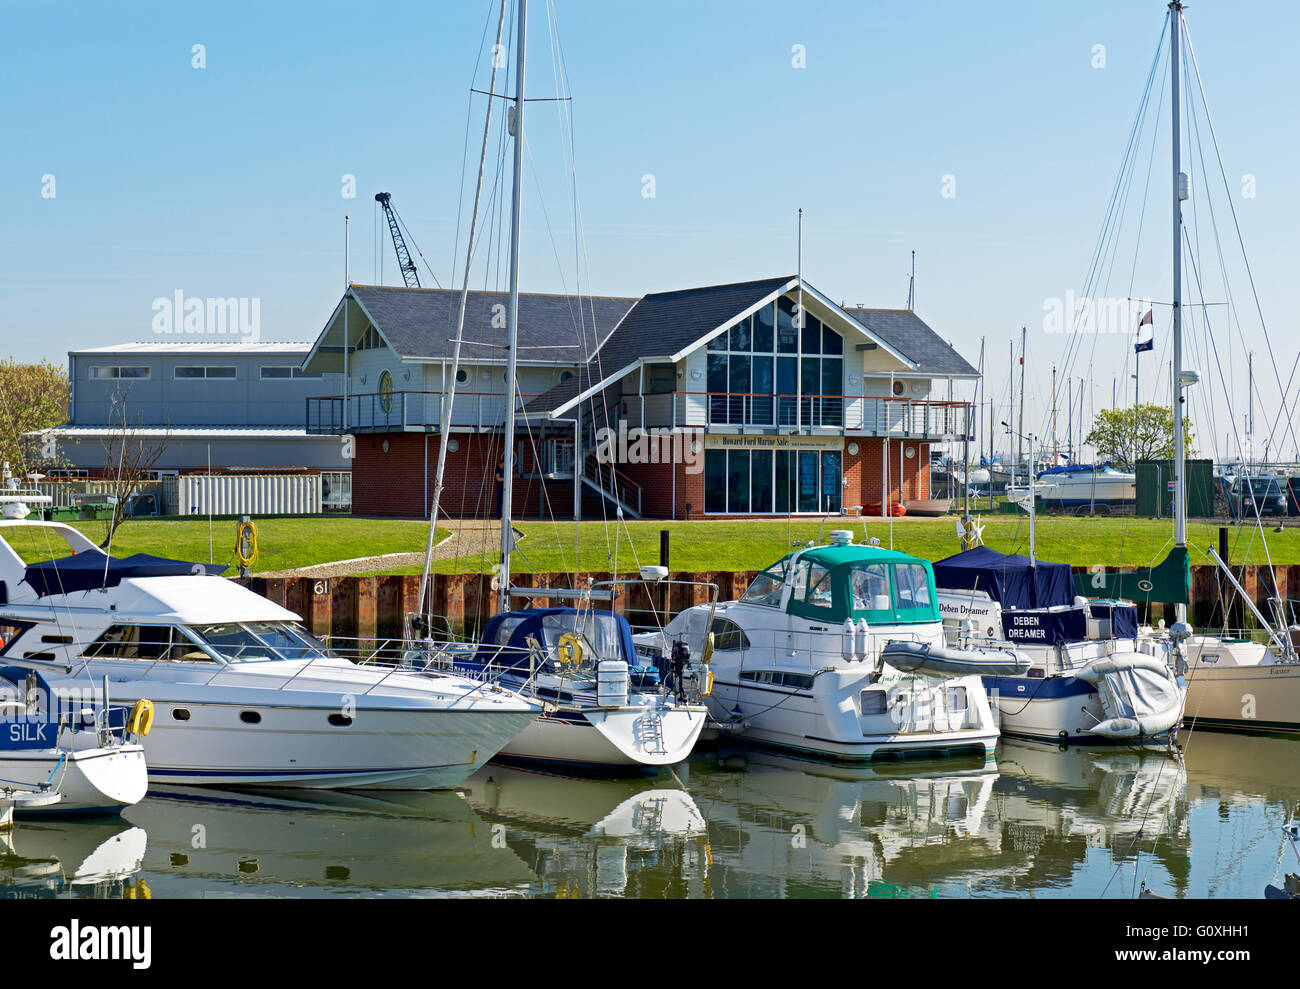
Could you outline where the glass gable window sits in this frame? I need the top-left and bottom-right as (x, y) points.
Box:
(706, 297), (844, 427)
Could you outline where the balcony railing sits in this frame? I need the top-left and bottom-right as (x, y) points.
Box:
(306, 390), (542, 434)
(617, 392), (974, 439)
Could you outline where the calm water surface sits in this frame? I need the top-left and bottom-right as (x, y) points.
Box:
(2, 733), (1296, 899)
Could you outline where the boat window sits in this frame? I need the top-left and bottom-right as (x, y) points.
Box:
(859, 689), (888, 715)
(741, 563), (787, 607)
(893, 564), (933, 611)
(801, 563), (834, 610)
(493, 616), (527, 646)
(188, 622), (333, 663)
(540, 612), (625, 664)
(83, 624), (211, 662)
(946, 686), (968, 711)
(849, 563), (891, 612)
(710, 618), (750, 651)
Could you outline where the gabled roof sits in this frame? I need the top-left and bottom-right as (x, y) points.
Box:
(524, 276), (798, 416)
(842, 308), (979, 377)
(337, 286), (636, 364)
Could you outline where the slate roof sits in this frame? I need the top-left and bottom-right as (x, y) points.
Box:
(347, 286), (637, 363)
(523, 275), (795, 415)
(842, 308), (978, 377)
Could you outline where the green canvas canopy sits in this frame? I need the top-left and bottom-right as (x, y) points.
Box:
(1072, 546), (1191, 605)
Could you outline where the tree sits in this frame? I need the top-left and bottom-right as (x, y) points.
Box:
(0, 358), (69, 474)
(1085, 403), (1195, 471)
(98, 390), (169, 548)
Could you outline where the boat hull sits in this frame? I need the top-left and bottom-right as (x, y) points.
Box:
(111, 701), (538, 789)
(1182, 664), (1300, 736)
(495, 704), (708, 770)
(0, 744), (148, 814)
(981, 674), (1179, 745)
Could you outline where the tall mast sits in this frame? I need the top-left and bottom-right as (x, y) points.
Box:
(1170, 1), (1186, 566)
(1017, 325), (1026, 477)
(500, 0), (527, 586)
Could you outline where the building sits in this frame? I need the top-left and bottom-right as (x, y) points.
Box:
(44, 342), (352, 507)
(302, 276), (979, 520)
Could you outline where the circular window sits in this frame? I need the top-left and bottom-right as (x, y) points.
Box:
(378, 369), (394, 412)
(560, 371), (573, 383)
(455, 368), (469, 384)
(891, 381), (904, 396)
(905, 445), (916, 459)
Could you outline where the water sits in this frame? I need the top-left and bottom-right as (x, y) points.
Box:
(2, 733), (1296, 899)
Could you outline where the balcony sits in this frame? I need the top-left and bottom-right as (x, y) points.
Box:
(306, 390), (540, 435)
(619, 392), (974, 440)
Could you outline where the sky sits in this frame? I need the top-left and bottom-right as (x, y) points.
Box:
(2, 0), (1296, 463)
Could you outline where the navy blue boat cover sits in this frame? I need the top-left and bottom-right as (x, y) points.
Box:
(22, 551), (227, 597)
(932, 547), (1074, 610)
(473, 607), (636, 670)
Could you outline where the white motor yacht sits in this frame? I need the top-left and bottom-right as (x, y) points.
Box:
(634, 531), (1023, 763)
(0, 519), (540, 790)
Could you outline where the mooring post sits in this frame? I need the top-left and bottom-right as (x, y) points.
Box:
(659, 529), (670, 625)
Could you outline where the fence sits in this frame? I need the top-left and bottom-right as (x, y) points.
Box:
(168, 473), (322, 516)
(241, 562), (1286, 645)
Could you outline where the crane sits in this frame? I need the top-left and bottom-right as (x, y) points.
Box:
(374, 192), (421, 288)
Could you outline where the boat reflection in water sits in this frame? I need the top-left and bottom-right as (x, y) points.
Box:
(461, 765), (711, 898)
(0, 819), (148, 898)
(116, 787), (536, 896)
(687, 747), (1001, 898)
(985, 740), (1190, 896)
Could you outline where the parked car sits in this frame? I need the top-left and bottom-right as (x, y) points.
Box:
(122, 492), (160, 518)
(1230, 475), (1288, 518)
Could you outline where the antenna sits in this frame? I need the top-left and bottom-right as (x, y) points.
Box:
(906, 250), (916, 309)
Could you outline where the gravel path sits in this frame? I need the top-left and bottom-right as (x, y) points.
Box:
(256, 520), (514, 578)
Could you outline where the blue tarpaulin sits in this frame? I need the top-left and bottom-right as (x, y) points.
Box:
(22, 551), (227, 597)
(932, 547), (1075, 610)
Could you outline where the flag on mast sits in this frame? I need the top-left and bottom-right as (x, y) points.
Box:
(1135, 308), (1154, 353)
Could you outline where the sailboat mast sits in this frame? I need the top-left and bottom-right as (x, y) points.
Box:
(1170, 0), (1186, 559)
(500, 0), (527, 586)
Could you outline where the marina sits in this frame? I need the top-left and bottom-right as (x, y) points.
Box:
(3, 0), (1300, 951)
(0, 732), (1294, 900)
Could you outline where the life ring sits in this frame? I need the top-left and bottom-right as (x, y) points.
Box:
(126, 698), (155, 737)
(234, 519), (259, 569)
(555, 633), (583, 666)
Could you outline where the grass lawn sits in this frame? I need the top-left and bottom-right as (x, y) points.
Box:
(7, 514), (1295, 577)
(374, 515), (1300, 575)
(3, 517), (445, 574)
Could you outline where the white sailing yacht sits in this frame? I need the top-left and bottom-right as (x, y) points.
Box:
(404, 0), (709, 771)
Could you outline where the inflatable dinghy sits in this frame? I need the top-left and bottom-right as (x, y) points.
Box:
(1074, 655), (1184, 739)
(881, 640), (1030, 679)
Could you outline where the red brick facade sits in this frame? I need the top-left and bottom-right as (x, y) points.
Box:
(352, 431), (933, 520)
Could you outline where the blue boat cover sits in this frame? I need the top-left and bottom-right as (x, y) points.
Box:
(22, 550), (227, 597)
(1035, 463), (1115, 478)
(1090, 601), (1139, 639)
(932, 546), (1074, 610)
(1001, 607), (1087, 644)
(473, 607), (636, 671)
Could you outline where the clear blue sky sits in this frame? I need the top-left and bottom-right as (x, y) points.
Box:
(2, 0), (1294, 460)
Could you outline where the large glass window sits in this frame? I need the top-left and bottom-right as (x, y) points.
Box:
(706, 297), (843, 426)
(704, 450), (727, 514)
(704, 447), (841, 515)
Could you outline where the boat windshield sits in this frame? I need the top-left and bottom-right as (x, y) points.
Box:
(537, 612), (626, 665)
(188, 622), (334, 663)
(741, 558), (790, 608)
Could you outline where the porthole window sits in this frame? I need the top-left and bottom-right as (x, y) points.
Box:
(172, 708), (191, 721)
(456, 368), (469, 384)
(378, 369), (394, 413)
(891, 381), (905, 397)
(240, 711), (261, 724)
(560, 371), (573, 382)
(329, 713), (353, 727)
